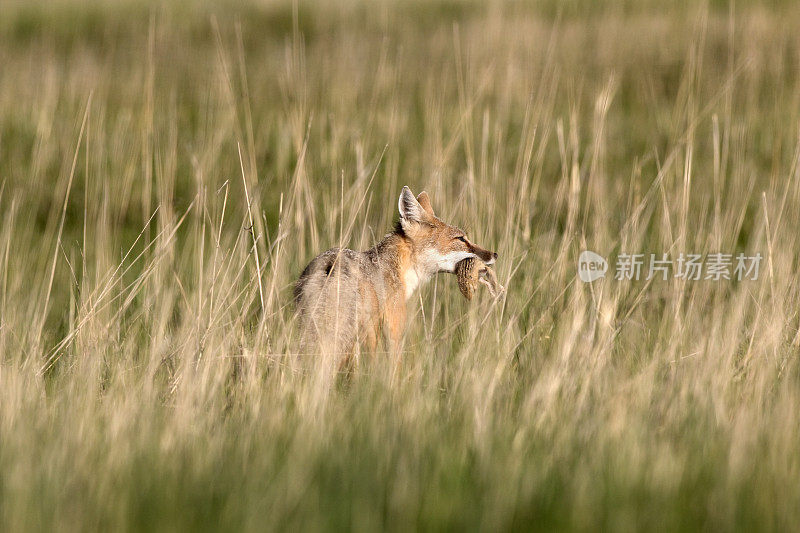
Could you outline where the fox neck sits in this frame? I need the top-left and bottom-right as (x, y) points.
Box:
(401, 246), (436, 301)
(375, 227), (435, 301)
(402, 262), (427, 300)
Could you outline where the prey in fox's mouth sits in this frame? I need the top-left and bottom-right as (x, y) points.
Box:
(455, 257), (505, 301)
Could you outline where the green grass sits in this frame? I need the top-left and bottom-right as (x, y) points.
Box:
(1, 0), (800, 530)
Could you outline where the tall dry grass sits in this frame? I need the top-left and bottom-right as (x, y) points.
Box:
(1, 0), (799, 530)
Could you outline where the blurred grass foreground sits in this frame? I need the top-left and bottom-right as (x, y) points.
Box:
(2, 0), (800, 530)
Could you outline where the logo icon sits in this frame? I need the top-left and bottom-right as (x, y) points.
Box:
(578, 250), (607, 282)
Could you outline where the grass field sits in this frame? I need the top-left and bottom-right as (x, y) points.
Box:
(2, 0), (800, 530)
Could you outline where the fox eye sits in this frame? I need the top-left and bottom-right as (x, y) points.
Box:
(455, 236), (467, 243)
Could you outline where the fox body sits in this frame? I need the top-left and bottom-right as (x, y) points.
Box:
(294, 186), (496, 357)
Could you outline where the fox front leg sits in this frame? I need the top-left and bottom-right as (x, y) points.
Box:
(382, 301), (407, 355)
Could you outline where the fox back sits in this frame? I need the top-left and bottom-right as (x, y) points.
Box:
(294, 247), (388, 357)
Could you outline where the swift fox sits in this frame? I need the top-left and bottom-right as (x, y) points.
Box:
(294, 186), (497, 356)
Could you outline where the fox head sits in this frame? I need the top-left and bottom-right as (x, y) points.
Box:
(398, 186), (497, 275)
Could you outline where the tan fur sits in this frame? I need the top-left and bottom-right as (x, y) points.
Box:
(294, 186), (497, 362)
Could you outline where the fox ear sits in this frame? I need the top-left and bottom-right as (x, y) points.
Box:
(398, 186), (428, 224)
(416, 191), (435, 217)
